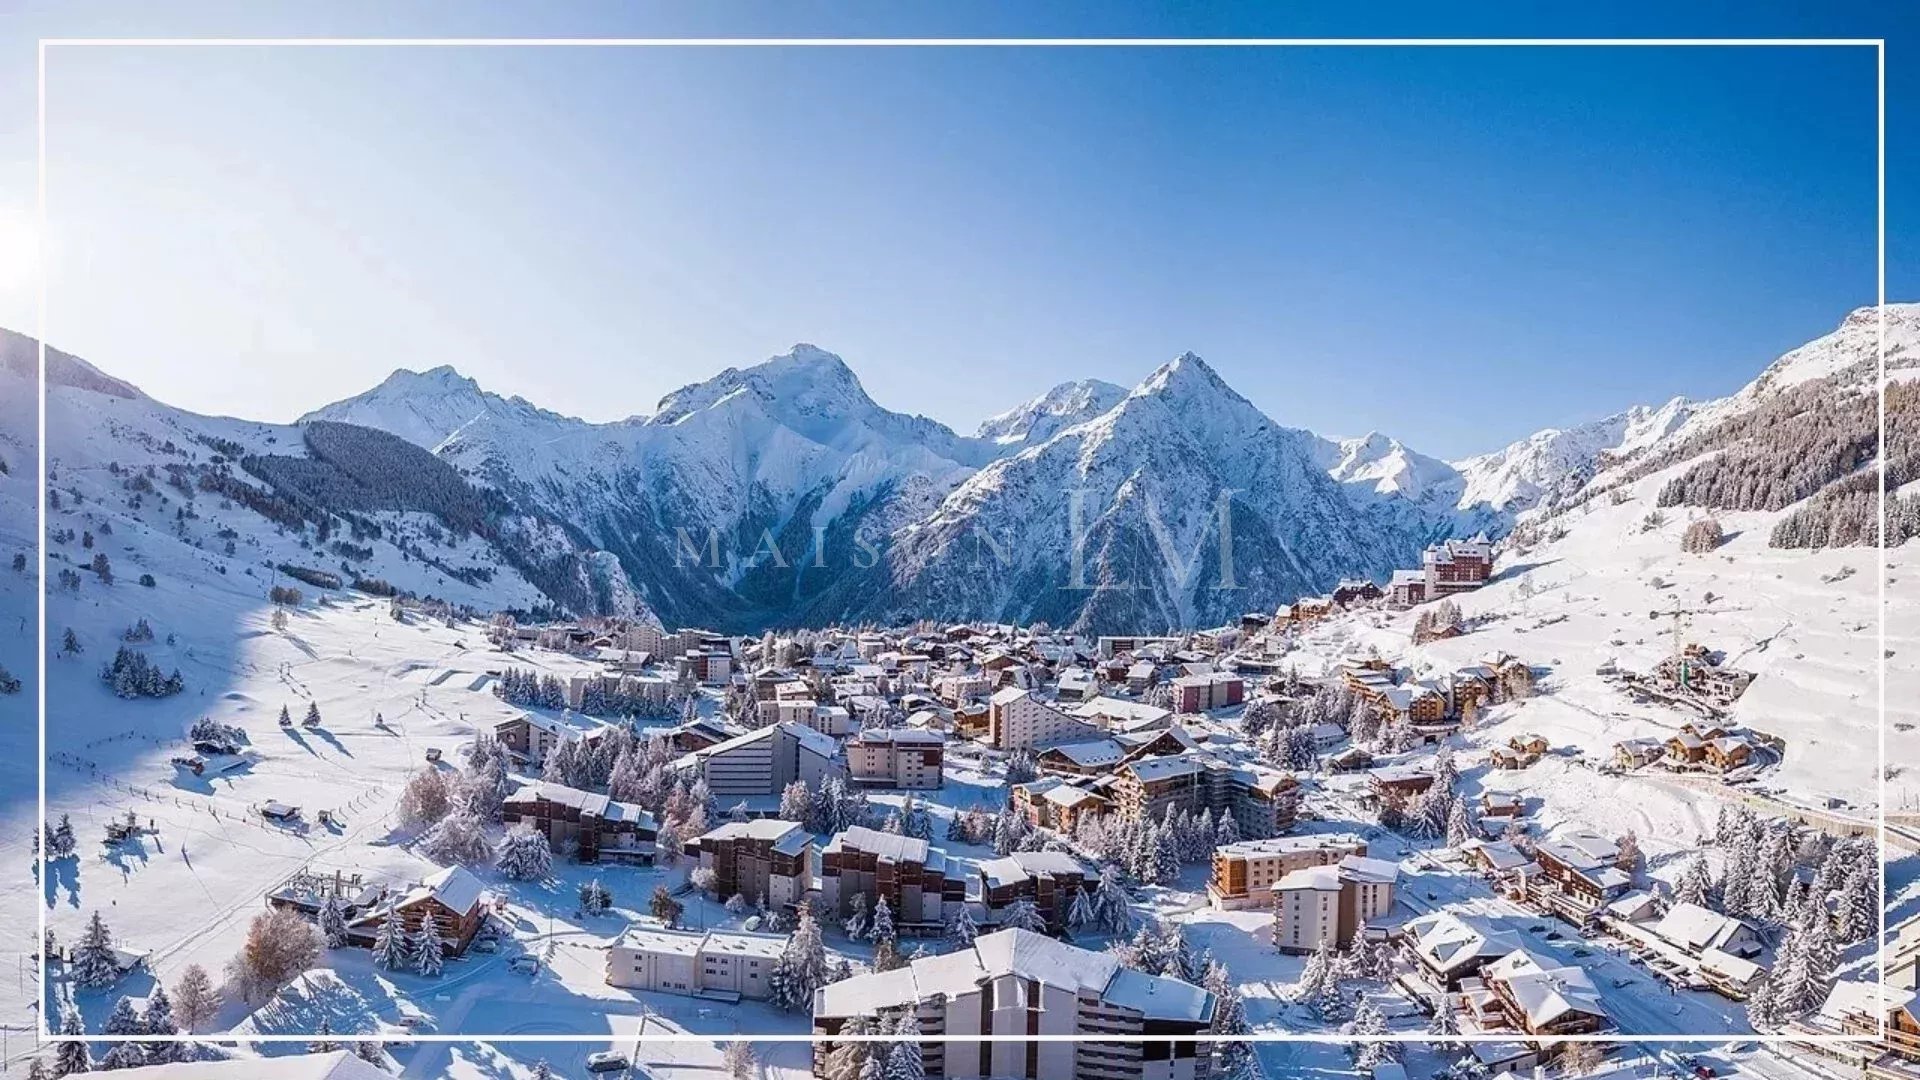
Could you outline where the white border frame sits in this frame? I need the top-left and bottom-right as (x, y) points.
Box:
(34, 36), (1888, 1050)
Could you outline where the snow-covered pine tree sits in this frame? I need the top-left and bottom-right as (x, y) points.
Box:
(1067, 885), (1097, 932)
(318, 895), (348, 947)
(53, 1010), (90, 1077)
(871, 895), (896, 945)
(1000, 898), (1048, 933)
(1674, 853), (1714, 909)
(139, 983), (179, 1064)
(946, 905), (979, 948)
(371, 909), (411, 971)
(496, 825), (553, 881)
(413, 918), (445, 976)
(71, 910), (119, 988)
(98, 995), (147, 1069)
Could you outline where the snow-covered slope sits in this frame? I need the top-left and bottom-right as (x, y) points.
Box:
(1450, 397), (1696, 514)
(975, 378), (1128, 449)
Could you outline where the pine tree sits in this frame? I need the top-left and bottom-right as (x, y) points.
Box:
(496, 825), (553, 881)
(1000, 898), (1048, 933)
(99, 994), (147, 1069)
(1745, 972), (1781, 1032)
(884, 1010), (926, 1080)
(413, 917), (445, 976)
(530, 1060), (554, 1080)
(53, 1010), (90, 1077)
(319, 895), (349, 947)
(1203, 958), (1252, 1077)
(843, 892), (871, 940)
(1445, 796), (1472, 847)
(372, 909), (411, 971)
(72, 910), (120, 988)
(140, 983), (179, 1064)
(1094, 873), (1134, 936)
(1068, 884), (1097, 932)
(1346, 997), (1396, 1067)
(1674, 853), (1714, 909)
(946, 905), (979, 948)
(304, 701), (322, 727)
(309, 1015), (340, 1053)
(871, 895), (896, 945)
(1294, 938), (1334, 1009)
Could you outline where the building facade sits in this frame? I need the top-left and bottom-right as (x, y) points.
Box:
(689, 819), (812, 910)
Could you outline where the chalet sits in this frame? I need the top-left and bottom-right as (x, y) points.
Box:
(1530, 828), (1631, 914)
(1648, 901), (1764, 961)
(1010, 777), (1113, 834)
(1328, 745), (1375, 772)
(1473, 949), (1609, 1035)
(501, 781), (657, 864)
(1478, 793), (1521, 819)
(1403, 912), (1523, 988)
(365, 865), (486, 957)
(1366, 764), (1435, 805)
(1612, 737), (1665, 770)
(1331, 578), (1384, 607)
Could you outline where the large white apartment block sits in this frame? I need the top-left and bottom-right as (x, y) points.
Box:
(847, 727), (945, 789)
(987, 687), (1097, 751)
(605, 926), (787, 1001)
(673, 721), (841, 798)
(1270, 854), (1399, 954)
(813, 929), (1217, 1080)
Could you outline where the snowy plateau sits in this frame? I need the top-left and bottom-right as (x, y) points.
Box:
(0, 303), (1913, 1079)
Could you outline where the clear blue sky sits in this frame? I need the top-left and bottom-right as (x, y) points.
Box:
(0, 2), (1909, 459)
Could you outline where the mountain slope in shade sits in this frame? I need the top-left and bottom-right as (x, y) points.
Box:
(976, 378), (1129, 449)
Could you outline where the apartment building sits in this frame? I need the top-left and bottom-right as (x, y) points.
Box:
(1206, 834), (1369, 910)
(689, 819), (812, 911)
(977, 850), (1099, 931)
(818, 825), (966, 934)
(1169, 672), (1244, 714)
(987, 686), (1098, 751)
(1270, 854), (1399, 953)
(1113, 754), (1299, 839)
(847, 728), (945, 789)
(813, 929), (1217, 1080)
(500, 781), (657, 864)
(672, 721), (842, 799)
(605, 926), (788, 1001)
(1423, 533), (1494, 597)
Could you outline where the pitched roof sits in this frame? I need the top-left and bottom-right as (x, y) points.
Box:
(108, 1052), (390, 1080)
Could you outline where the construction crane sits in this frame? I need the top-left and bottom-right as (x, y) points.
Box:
(1648, 604), (1748, 687)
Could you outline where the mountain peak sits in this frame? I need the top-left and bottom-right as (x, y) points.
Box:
(977, 378), (1128, 447)
(373, 364), (483, 396)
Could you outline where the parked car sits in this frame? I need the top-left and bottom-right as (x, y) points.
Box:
(587, 1051), (632, 1073)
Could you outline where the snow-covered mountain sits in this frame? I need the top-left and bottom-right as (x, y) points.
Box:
(20, 304), (1912, 633)
(821, 354), (1431, 631)
(1449, 397), (1696, 515)
(975, 379), (1129, 449)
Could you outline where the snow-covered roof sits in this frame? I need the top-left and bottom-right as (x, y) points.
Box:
(1274, 865), (1342, 892)
(1040, 738), (1126, 768)
(854, 727), (944, 745)
(108, 1052), (390, 1080)
(1496, 959), (1606, 1028)
(977, 850), (1094, 889)
(1650, 901), (1754, 955)
(1339, 855), (1399, 885)
(505, 781), (655, 828)
(815, 929), (1213, 1025)
(1217, 834), (1368, 860)
(1405, 913), (1521, 977)
(401, 865), (484, 917)
(825, 825), (935, 867)
(697, 818), (807, 843)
